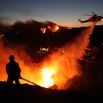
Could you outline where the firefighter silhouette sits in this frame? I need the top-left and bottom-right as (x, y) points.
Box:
(6, 55), (21, 85)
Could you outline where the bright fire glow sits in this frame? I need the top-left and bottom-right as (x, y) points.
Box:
(41, 67), (55, 88)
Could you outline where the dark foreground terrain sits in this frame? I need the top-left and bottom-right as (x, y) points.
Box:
(0, 81), (103, 103)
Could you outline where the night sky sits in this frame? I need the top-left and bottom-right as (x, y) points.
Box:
(0, 0), (103, 27)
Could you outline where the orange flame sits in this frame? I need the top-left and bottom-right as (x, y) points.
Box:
(47, 24), (59, 32)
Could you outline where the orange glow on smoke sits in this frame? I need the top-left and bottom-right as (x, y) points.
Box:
(0, 24), (94, 90)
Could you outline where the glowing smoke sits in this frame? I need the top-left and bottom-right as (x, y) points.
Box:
(0, 24), (94, 90)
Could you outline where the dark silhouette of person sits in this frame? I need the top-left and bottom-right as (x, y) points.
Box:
(6, 55), (21, 85)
